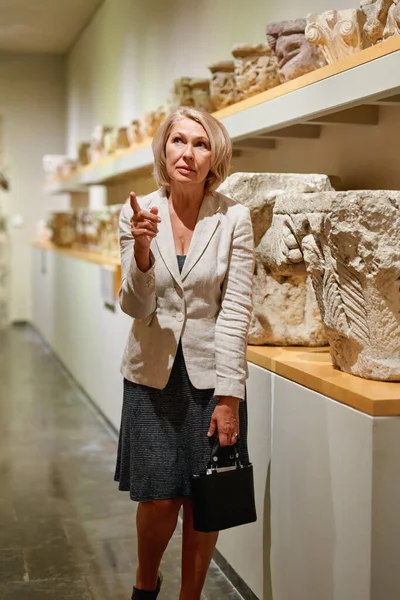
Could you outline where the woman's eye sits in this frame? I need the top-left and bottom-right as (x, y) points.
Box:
(173, 137), (183, 144)
(197, 141), (208, 149)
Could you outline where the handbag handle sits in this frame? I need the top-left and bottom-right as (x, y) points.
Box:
(209, 439), (242, 470)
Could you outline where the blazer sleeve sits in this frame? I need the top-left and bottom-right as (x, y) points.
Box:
(214, 206), (255, 400)
(118, 202), (157, 320)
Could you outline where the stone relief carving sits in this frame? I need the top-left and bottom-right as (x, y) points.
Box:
(191, 79), (214, 112)
(127, 119), (144, 146)
(360, 0), (394, 43)
(218, 172), (334, 346)
(90, 125), (113, 163)
(231, 43), (281, 100)
(266, 19), (327, 82)
(104, 127), (130, 155)
(305, 9), (370, 64)
(172, 77), (195, 108)
(208, 61), (238, 110)
(384, 0), (400, 37)
(141, 107), (168, 138)
(269, 191), (400, 381)
(77, 142), (90, 167)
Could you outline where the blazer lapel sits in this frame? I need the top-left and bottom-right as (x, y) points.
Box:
(181, 193), (221, 282)
(154, 193), (183, 285)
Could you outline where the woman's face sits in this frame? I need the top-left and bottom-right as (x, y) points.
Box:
(165, 117), (212, 190)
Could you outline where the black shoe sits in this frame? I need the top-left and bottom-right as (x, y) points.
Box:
(131, 572), (163, 599)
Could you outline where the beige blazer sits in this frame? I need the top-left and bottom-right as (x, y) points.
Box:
(119, 189), (255, 400)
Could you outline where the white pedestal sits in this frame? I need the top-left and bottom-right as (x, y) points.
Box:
(31, 245), (400, 600)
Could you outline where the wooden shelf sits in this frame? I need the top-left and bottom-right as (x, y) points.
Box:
(247, 346), (400, 417)
(33, 240), (121, 298)
(45, 37), (400, 195)
(33, 240), (120, 267)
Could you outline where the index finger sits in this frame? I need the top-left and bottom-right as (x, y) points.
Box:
(130, 192), (141, 215)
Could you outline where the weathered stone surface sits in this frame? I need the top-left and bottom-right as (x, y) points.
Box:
(231, 43), (280, 100)
(89, 125), (113, 163)
(77, 142), (90, 166)
(384, 0), (400, 37)
(266, 19), (327, 82)
(172, 77), (195, 108)
(104, 127), (130, 155)
(360, 0), (394, 43)
(141, 107), (168, 138)
(208, 61), (238, 110)
(306, 9), (370, 64)
(218, 172), (334, 346)
(191, 79), (214, 112)
(127, 119), (144, 146)
(270, 191), (400, 380)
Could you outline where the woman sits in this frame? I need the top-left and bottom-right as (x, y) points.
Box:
(115, 106), (255, 600)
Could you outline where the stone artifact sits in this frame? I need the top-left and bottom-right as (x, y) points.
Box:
(89, 125), (113, 163)
(48, 212), (76, 247)
(98, 204), (123, 256)
(141, 107), (168, 138)
(104, 127), (130, 155)
(208, 61), (238, 110)
(305, 9), (370, 64)
(77, 142), (90, 166)
(266, 19), (327, 82)
(218, 172), (334, 346)
(384, 0), (400, 37)
(231, 43), (281, 100)
(269, 190), (400, 381)
(173, 77), (195, 108)
(43, 155), (67, 181)
(127, 119), (144, 146)
(360, 0), (394, 43)
(191, 79), (214, 112)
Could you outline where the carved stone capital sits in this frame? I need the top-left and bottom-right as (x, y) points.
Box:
(306, 9), (370, 64)
(273, 191), (400, 380)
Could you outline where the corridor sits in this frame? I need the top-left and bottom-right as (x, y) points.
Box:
(0, 325), (244, 599)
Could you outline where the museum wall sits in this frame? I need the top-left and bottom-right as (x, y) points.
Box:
(66, 0), (352, 154)
(0, 55), (67, 321)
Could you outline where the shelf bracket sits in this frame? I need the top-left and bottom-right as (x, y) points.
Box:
(233, 138), (276, 150)
(306, 105), (379, 125)
(260, 124), (321, 139)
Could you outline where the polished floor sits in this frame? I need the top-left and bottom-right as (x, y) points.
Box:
(0, 325), (245, 600)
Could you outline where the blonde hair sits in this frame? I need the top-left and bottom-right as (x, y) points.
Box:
(152, 107), (232, 194)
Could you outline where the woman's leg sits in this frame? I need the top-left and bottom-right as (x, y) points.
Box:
(179, 499), (219, 600)
(136, 498), (182, 590)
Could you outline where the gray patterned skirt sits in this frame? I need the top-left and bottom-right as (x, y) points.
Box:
(114, 341), (249, 502)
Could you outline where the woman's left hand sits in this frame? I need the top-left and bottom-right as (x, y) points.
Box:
(208, 396), (240, 447)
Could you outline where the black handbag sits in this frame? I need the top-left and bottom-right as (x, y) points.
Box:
(190, 440), (257, 533)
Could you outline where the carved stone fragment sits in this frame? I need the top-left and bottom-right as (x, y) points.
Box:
(77, 142), (90, 166)
(104, 127), (130, 155)
(218, 172), (334, 346)
(384, 0), (400, 37)
(305, 9), (370, 64)
(208, 61), (238, 110)
(270, 191), (400, 380)
(127, 119), (144, 146)
(231, 43), (280, 100)
(191, 79), (214, 112)
(89, 125), (113, 163)
(172, 77), (195, 108)
(360, 0), (394, 43)
(266, 19), (327, 82)
(141, 107), (168, 138)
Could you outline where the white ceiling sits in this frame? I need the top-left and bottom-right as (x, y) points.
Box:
(0, 0), (104, 54)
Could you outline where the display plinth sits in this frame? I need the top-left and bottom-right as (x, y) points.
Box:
(34, 242), (400, 416)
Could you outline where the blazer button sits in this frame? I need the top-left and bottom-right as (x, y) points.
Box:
(176, 312), (184, 322)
